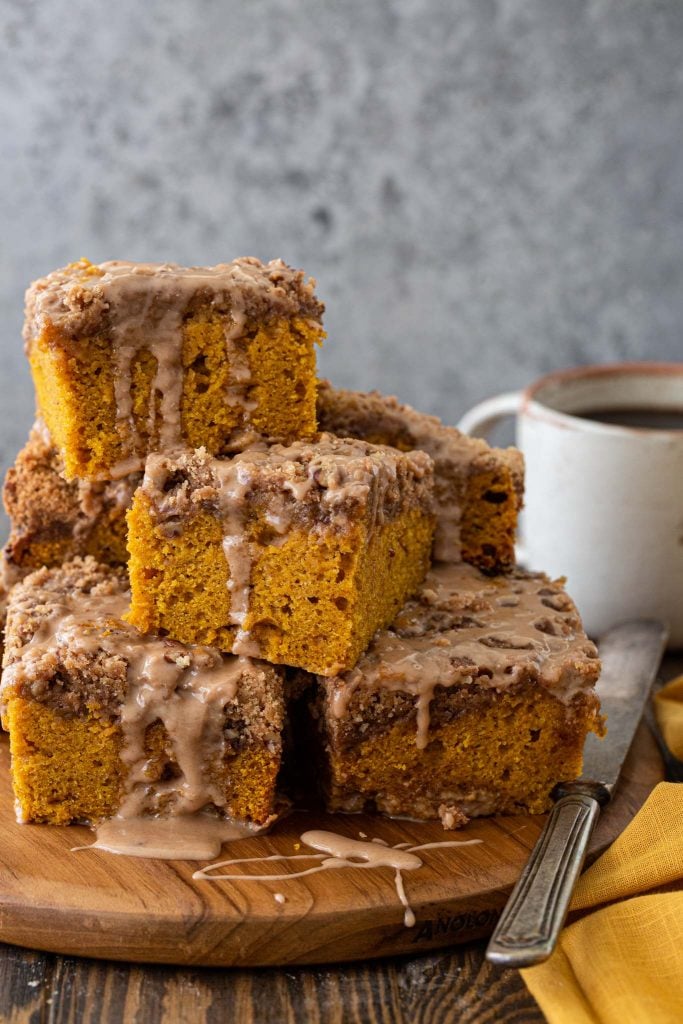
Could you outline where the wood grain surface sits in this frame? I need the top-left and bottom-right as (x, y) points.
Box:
(0, 939), (546, 1024)
(0, 721), (663, 969)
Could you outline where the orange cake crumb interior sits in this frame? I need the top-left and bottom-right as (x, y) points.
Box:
(127, 494), (434, 676)
(6, 697), (124, 825)
(30, 311), (321, 480)
(324, 687), (602, 819)
(6, 698), (279, 826)
(460, 466), (519, 571)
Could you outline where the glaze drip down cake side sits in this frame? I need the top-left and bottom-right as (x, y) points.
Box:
(24, 258), (325, 480)
(0, 255), (603, 853)
(0, 558), (284, 827)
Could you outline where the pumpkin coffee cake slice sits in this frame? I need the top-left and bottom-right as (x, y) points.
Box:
(3, 421), (136, 582)
(24, 257), (324, 480)
(302, 562), (603, 825)
(1, 558), (284, 828)
(317, 382), (524, 570)
(127, 435), (435, 676)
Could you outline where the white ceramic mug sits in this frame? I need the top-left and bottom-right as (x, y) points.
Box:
(457, 363), (683, 646)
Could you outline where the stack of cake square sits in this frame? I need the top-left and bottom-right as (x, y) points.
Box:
(0, 257), (603, 835)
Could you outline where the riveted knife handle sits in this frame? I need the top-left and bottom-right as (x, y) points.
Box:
(486, 786), (606, 968)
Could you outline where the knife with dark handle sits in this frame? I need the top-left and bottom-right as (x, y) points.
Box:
(486, 619), (668, 968)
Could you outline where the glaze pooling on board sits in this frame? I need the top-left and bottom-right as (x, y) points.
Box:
(329, 562), (601, 748)
(79, 813), (262, 860)
(194, 828), (482, 928)
(24, 258), (324, 476)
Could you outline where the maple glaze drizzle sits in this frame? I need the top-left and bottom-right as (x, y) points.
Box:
(330, 562), (600, 748)
(193, 829), (482, 928)
(2, 570), (276, 856)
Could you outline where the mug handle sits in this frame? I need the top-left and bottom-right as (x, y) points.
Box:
(456, 391), (526, 566)
(456, 391), (523, 438)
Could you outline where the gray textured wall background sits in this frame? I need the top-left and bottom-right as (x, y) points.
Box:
(1, 0), (682, 492)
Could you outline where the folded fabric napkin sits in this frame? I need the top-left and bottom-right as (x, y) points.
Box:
(654, 676), (683, 760)
(521, 675), (683, 1024)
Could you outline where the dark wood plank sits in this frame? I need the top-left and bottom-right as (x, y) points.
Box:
(0, 944), (52, 1024)
(0, 942), (543, 1024)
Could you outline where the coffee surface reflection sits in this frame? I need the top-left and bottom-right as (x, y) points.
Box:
(577, 407), (683, 431)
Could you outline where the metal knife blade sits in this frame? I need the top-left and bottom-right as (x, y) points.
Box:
(486, 618), (668, 967)
(581, 619), (669, 793)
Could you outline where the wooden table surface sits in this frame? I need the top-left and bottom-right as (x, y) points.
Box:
(0, 939), (544, 1024)
(2, 655), (680, 1024)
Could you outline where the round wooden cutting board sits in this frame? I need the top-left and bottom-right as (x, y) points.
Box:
(0, 725), (662, 967)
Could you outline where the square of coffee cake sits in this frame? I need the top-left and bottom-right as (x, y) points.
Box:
(304, 562), (602, 824)
(1, 558), (284, 827)
(317, 382), (523, 570)
(25, 258), (324, 479)
(127, 435), (435, 676)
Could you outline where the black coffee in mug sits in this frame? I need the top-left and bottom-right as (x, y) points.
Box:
(578, 407), (683, 430)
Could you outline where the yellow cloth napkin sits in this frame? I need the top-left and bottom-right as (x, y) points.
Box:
(521, 676), (683, 1024)
(654, 676), (683, 760)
